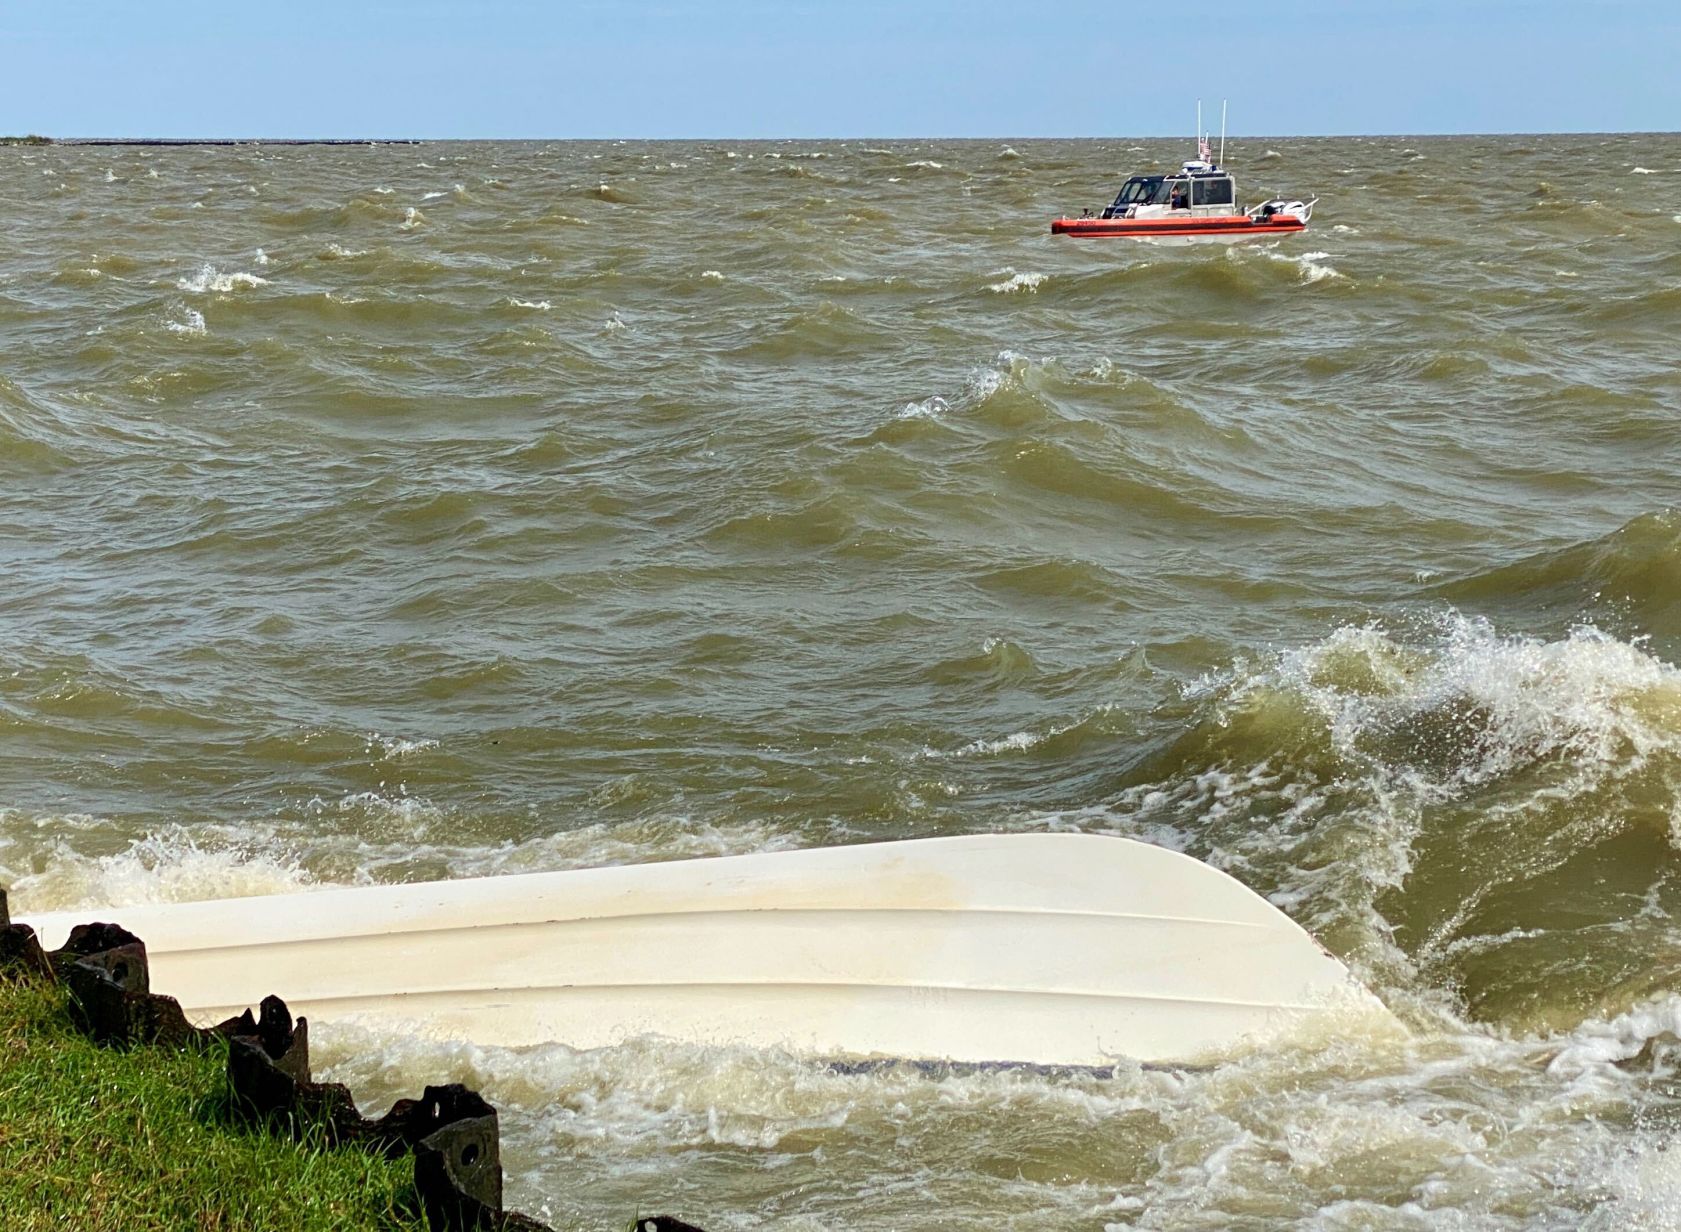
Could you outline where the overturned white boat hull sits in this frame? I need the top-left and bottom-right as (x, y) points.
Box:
(20, 833), (1387, 1066)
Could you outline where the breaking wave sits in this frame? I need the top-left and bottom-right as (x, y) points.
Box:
(176, 263), (268, 293)
(1099, 611), (1681, 1031)
(984, 269), (1046, 294)
(0, 823), (316, 913)
(1254, 246), (1341, 283)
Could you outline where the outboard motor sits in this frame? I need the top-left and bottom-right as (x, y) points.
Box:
(1255, 198), (1314, 223)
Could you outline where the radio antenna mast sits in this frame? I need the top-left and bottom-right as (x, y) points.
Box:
(1220, 100), (1227, 166)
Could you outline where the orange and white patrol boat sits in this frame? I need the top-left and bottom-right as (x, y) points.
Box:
(1053, 108), (1315, 244)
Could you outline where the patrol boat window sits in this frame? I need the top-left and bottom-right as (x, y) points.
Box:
(1105, 175), (1164, 215)
(1192, 176), (1235, 207)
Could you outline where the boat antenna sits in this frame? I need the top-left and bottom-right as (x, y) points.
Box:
(1196, 99), (1202, 160)
(1220, 100), (1227, 167)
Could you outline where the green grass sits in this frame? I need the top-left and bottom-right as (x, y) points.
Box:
(0, 974), (432, 1232)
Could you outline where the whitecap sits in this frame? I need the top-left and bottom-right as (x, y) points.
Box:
(177, 263), (268, 293)
(920, 726), (1059, 759)
(896, 395), (949, 420)
(314, 790), (440, 833)
(986, 269), (1046, 294)
(366, 733), (438, 760)
(961, 731), (1038, 756)
(1258, 248), (1341, 283)
(700, 269), (725, 281)
(401, 206), (425, 229)
(505, 296), (551, 311)
(1297, 250), (1339, 281)
(165, 308), (207, 335)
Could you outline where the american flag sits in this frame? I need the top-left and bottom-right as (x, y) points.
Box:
(1199, 137), (1213, 163)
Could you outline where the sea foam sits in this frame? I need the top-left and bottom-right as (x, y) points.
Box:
(2, 825), (315, 914)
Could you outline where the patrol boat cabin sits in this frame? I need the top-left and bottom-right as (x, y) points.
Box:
(1106, 161), (1237, 217)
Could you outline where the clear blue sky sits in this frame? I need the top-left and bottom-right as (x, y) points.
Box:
(2, 0), (1675, 138)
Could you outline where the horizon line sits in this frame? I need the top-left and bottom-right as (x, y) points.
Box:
(9, 129), (1677, 146)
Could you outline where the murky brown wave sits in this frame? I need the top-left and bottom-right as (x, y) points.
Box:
(4, 134), (1681, 1229)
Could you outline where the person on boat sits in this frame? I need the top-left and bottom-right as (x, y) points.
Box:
(1170, 184), (1188, 210)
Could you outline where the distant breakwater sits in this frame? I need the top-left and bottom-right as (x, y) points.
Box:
(6, 136), (422, 146)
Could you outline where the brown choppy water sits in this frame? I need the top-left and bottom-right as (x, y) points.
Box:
(4, 133), (1681, 1229)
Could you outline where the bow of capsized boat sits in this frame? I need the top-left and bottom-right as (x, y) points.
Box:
(17, 833), (1396, 1067)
